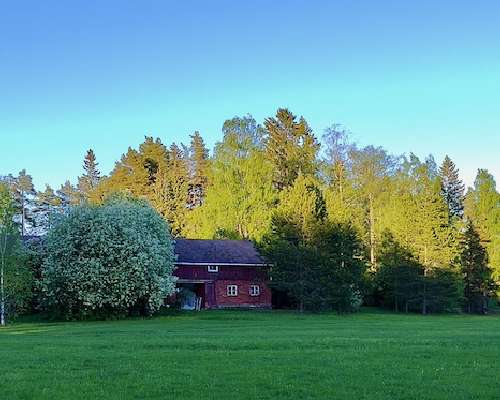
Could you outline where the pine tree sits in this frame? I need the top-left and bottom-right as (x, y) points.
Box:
(188, 132), (209, 207)
(78, 149), (101, 201)
(439, 155), (465, 221)
(264, 108), (319, 191)
(11, 169), (36, 236)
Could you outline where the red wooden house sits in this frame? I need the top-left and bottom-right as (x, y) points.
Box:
(173, 239), (272, 310)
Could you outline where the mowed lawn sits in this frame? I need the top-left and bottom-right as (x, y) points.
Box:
(1, 310), (499, 400)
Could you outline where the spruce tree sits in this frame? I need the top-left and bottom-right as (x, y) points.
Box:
(188, 131), (209, 207)
(439, 155), (465, 221)
(264, 108), (319, 191)
(460, 221), (494, 313)
(78, 149), (101, 201)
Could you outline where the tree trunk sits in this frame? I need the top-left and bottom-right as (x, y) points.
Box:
(21, 191), (25, 237)
(0, 240), (5, 326)
(0, 262), (5, 326)
(369, 193), (376, 267)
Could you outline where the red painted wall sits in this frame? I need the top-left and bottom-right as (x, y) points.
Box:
(174, 265), (272, 309)
(215, 280), (272, 308)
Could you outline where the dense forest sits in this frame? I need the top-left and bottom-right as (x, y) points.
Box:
(1, 109), (499, 315)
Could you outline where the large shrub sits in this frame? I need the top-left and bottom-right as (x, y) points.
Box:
(42, 198), (175, 319)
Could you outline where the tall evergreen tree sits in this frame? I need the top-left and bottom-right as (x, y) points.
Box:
(460, 221), (494, 313)
(11, 170), (36, 236)
(77, 149), (101, 201)
(264, 108), (319, 191)
(439, 155), (465, 221)
(188, 131), (209, 208)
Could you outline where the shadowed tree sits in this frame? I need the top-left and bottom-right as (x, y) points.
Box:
(460, 221), (494, 313)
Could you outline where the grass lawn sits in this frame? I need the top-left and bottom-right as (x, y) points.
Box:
(1, 309), (499, 400)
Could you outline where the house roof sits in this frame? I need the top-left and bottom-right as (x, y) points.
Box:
(174, 239), (269, 266)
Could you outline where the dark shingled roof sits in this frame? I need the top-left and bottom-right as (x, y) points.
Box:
(174, 239), (269, 266)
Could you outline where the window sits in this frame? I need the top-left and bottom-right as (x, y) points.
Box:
(227, 285), (238, 296)
(249, 285), (260, 296)
(207, 265), (219, 272)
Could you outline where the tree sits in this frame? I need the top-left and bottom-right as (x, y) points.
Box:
(42, 197), (176, 319)
(10, 169), (36, 236)
(375, 231), (424, 313)
(0, 184), (32, 325)
(184, 116), (277, 241)
(77, 149), (101, 201)
(349, 146), (396, 267)
(188, 131), (210, 207)
(35, 184), (63, 232)
(264, 175), (325, 312)
(439, 155), (465, 221)
(460, 221), (494, 313)
(57, 180), (81, 208)
(151, 143), (190, 236)
(464, 169), (500, 292)
(264, 108), (319, 190)
(0, 183), (15, 325)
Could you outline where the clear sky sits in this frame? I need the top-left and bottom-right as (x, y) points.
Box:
(1, 0), (499, 190)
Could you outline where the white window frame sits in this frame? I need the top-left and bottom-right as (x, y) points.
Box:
(249, 285), (260, 296)
(207, 265), (219, 272)
(227, 285), (238, 296)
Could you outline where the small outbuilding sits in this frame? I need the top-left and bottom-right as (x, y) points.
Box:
(173, 239), (272, 310)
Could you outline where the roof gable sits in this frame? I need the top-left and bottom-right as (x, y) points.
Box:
(174, 239), (268, 266)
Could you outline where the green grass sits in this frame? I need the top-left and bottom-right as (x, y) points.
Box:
(1, 309), (499, 399)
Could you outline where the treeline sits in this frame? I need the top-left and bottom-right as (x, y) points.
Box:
(1, 109), (499, 314)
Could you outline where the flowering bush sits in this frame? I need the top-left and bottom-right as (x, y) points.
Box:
(42, 198), (175, 319)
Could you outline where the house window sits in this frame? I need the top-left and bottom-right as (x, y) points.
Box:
(249, 285), (260, 296)
(208, 265), (219, 272)
(227, 285), (238, 296)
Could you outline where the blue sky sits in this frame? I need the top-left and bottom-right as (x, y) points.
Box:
(1, 0), (499, 190)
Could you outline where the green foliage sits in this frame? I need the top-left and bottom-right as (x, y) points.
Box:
(439, 155), (465, 220)
(1, 183), (33, 323)
(264, 108), (319, 190)
(78, 149), (101, 201)
(188, 131), (210, 208)
(42, 198), (176, 319)
(375, 231), (424, 312)
(464, 169), (500, 292)
(184, 116), (276, 240)
(460, 221), (495, 313)
(94, 137), (192, 236)
(263, 175), (363, 312)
